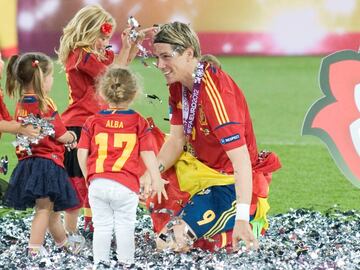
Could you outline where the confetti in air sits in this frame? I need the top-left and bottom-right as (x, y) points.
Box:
(128, 16), (150, 67)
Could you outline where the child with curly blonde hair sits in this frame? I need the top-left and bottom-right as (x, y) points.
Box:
(77, 66), (167, 266)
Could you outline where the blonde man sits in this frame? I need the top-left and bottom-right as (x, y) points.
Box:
(148, 21), (265, 252)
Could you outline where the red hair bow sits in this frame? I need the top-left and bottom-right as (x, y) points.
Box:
(31, 60), (39, 68)
(101, 22), (112, 35)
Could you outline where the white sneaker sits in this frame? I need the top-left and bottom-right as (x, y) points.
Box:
(27, 245), (49, 258)
(66, 233), (85, 254)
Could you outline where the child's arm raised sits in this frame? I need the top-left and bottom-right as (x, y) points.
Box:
(114, 27), (132, 66)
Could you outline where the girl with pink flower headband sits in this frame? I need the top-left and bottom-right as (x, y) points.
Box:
(56, 4), (155, 254)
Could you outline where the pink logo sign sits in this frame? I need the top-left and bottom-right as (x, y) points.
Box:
(303, 50), (360, 188)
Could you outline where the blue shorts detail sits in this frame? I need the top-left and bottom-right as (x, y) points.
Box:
(180, 184), (237, 239)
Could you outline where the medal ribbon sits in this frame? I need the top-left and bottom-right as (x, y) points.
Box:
(182, 62), (205, 137)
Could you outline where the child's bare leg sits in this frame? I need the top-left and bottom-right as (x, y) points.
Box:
(29, 197), (53, 245)
(64, 208), (85, 254)
(49, 211), (67, 245)
(65, 208), (80, 233)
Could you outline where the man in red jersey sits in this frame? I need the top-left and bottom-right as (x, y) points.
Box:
(145, 22), (281, 252)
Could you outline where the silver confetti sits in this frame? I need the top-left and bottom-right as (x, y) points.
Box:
(0, 207), (360, 269)
(12, 114), (55, 156)
(127, 16), (150, 66)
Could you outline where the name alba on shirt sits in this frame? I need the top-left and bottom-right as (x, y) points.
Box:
(106, 120), (124, 128)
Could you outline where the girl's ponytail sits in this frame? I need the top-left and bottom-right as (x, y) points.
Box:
(6, 53), (52, 114)
(6, 55), (20, 97)
(32, 60), (47, 112)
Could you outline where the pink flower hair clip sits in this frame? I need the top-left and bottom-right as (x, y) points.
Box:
(101, 22), (112, 36)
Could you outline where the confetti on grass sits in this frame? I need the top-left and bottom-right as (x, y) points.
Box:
(0, 207), (360, 269)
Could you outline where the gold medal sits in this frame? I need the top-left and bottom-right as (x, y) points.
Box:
(184, 141), (196, 156)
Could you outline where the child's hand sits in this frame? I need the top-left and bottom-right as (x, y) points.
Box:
(68, 140), (77, 149)
(139, 171), (152, 200)
(151, 178), (169, 204)
(121, 27), (132, 49)
(65, 130), (77, 151)
(18, 123), (40, 138)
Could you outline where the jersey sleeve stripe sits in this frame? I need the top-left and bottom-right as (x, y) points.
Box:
(204, 80), (224, 125)
(204, 71), (230, 123)
(204, 73), (228, 124)
(203, 74), (227, 124)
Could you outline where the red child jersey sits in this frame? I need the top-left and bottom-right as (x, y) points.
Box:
(15, 94), (68, 167)
(169, 63), (258, 174)
(0, 89), (11, 121)
(77, 109), (154, 193)
(61, 48), (114, 127)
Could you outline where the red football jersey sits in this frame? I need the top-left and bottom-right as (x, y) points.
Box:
(61, 48), (114, 127)
(77, 109), (154, 193)
(0, 89), (11, 121)
(169, 63), (258, 174)
(15, 94), (68, 167)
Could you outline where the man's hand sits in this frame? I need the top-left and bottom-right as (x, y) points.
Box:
(232, 220), (259, 251)
(138, 26), (158, 42)
(140, 171), (169, 204)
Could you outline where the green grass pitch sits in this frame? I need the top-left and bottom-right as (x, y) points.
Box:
(0, 56), (359, 215)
